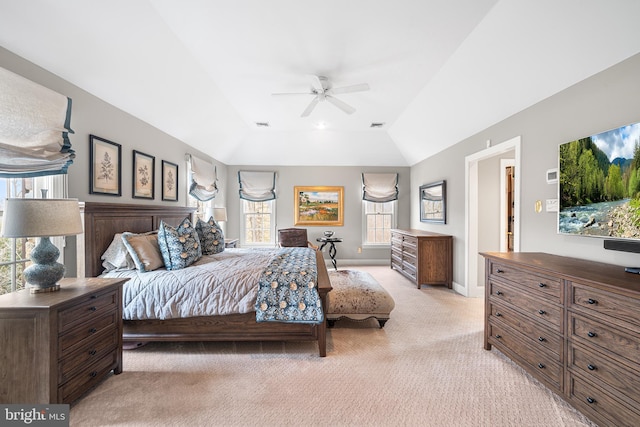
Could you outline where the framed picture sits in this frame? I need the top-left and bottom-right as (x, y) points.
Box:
(420, 180), (446, 224)
(294, 186), (344, 226)
(162, 160), (179, 201)
(132, 150), (155, 199)
(89, 135), (121, 196)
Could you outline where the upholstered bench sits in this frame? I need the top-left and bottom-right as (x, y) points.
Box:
(326, 270), (395, 328)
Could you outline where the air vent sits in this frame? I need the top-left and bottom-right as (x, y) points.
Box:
(370, 122), (385, 128)
(255, 122), (270, 127)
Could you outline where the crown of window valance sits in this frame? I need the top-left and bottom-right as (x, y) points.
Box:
(238, 171), (276, 202)
(187, 154), (218, 201)
(362, 173), (399, 202)
(0, 66), (75, 178)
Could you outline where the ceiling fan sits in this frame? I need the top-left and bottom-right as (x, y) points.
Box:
(272, 75), (369, 117)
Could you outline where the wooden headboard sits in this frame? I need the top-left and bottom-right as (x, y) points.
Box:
(83, 202), (196, 277)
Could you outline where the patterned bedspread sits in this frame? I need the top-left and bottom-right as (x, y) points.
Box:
(101, 247), (322, 323)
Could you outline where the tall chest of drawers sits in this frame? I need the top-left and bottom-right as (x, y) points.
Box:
(390, 229), (453, 289)
(482, 252), (640, 427)
(0, 277), (127, 404)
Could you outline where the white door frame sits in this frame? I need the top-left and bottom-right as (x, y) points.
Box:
(463, 136), (521, 297)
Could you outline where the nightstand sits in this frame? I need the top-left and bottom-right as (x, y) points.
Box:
(0, 277), (127, 404)
(225, 238), (239, 248)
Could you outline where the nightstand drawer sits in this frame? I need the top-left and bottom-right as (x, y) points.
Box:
(59, 328), (119, 384)
(59, 290), (118, 331)
(59, 311), (118, 356)
(58, 351), (119, 403)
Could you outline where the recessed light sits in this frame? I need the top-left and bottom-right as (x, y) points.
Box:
(315, 122), (327, 130)
(255, 122), (270, 127)
(370, 122), (385, 128)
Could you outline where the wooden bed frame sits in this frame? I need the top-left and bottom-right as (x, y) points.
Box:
(83, 202), (332, 357)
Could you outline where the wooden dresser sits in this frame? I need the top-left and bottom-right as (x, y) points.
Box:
(390, 229), (452, 288)
(0, 277), (127, 404)
(482, 252), (640, 427)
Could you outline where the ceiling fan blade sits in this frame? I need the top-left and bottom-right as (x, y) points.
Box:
(328, 83), (370, 95)
(271, 92), (312, 96)
(326, 95), (355, 114)
(301, 96), (320, 117)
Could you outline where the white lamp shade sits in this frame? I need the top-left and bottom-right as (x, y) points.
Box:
(1, 198), (83, 238)
(213, 207), (227, 222)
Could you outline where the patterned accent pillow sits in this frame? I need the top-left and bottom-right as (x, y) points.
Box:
(157, 217), (202, 270)
(195, 217), (225, 255)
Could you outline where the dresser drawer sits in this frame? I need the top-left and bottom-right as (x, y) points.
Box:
(59, 328), (119, 384)
(568, 374), (640, 427)
(59, 311), (118, 356)
(489, 281), (562, 330)
(568, 342), (640, 406)
(489, 262), (562, 303)
(58, 351), (119, 403)
(490, 302), (562, 358)
(59, 290), (118, 332)
(569, 313), (640, 365)
(489, 321), (562, 389)
(570, 283), (640, 330)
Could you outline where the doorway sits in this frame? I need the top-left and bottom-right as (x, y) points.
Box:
(464, 136), (521, 297)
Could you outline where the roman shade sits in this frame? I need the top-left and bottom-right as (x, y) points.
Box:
(187, 154), (218, 201)
(0, 66), (75, 178)
(362, 173), (398, 202)
(238, 171), (276, 201)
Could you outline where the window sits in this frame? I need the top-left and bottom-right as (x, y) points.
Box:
(363, 200), (396, 245)
(241, 200), (275, 246)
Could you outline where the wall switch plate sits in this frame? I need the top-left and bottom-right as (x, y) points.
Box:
(546, 199), (558, 212)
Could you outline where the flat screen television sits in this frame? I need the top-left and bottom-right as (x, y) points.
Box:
(559, 120), (640, 243)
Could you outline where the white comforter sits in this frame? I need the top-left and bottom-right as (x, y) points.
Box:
(102, 248), (278, 320)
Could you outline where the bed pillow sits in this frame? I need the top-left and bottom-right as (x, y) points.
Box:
(158, 217), (202, 270)
(196, 217), (225, 255)
(121, 232), (164, 272)
(101, 233), (136, 272)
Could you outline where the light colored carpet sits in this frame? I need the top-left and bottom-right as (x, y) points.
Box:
(70, 266), (596, 427)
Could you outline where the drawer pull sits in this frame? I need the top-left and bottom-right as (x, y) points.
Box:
(89, 306), (97, 312)
(494, 334), (501, 339)
(538, 282), (546, 288)
(496, 269), (504, 273)
(496, 291), (503, 296)
(89, 328), (97, 334)
(89, 349), (97, 356)
(90, 295), (97, 299)
(537, 363), (545, 369)
(587, 331), (597, 338)
(538, 337), (546, 342)
(587, 298), (597, 305)
(90, 371), (98, 378)
(495, 312), (502, 317)
(587, 364), (596, 371)
(538, 309), (546, 315)
(586, 397), (596, 404)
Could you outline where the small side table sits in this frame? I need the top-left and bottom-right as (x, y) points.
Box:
(225, 238), (239, 248)
(316, 237), (342, 270)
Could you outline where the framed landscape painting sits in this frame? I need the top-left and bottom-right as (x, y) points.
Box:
(294, 186), (344, 226)
(89, 134), (121, 196)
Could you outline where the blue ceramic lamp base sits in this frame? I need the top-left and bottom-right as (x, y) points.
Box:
(24, 236), (65, 293)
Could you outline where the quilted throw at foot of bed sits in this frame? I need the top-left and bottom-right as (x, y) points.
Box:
(254, 247), (324, 324)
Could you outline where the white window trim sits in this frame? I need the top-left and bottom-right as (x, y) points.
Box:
(361, 200), (397, 248)
(240, 199), (276, 247)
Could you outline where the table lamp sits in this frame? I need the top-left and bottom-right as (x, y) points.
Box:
(1, 198), (83, 293)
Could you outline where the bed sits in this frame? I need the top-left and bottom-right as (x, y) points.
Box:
(83, 202), (332, 357)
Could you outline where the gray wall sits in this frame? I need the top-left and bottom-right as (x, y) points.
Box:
(410, 52), (640, 291)
(225, 165), (410, 263)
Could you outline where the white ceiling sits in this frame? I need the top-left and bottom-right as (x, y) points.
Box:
(1, 0), (640, 166)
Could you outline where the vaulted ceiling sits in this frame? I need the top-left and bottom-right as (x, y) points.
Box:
(1, 1), (640, 166)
